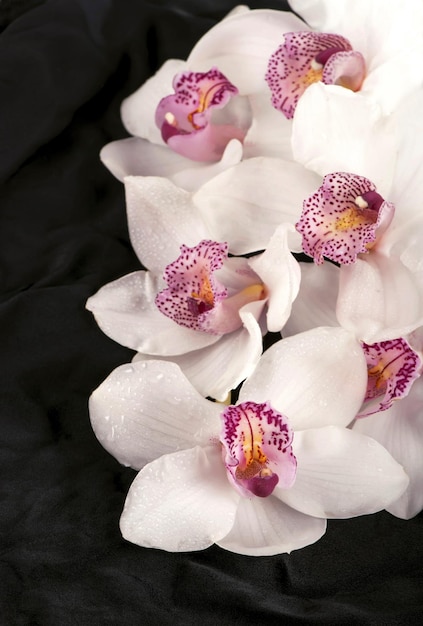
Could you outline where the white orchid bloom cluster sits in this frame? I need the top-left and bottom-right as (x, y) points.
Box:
(87, 1), (423, 556)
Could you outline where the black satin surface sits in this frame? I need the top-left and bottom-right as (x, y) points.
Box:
(1, 1), (423, 624)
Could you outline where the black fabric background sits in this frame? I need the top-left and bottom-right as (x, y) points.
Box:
(1, 1), (423, 624)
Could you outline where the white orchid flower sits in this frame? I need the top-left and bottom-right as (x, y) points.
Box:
(100, 5), (319, 187)
(86, 172), (303, 400)
(354, 371), (423, 520)
(89, 326), (408, 556)
(283, 264), (423, 520)
(288, 0), (423, 115)
(293, 168), (423, 343)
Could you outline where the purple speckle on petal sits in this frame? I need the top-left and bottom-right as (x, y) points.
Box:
(295, 172), (395, 265)
(220, 401), (297, 498)
(155, 67), (243, 161)
(155, 240), (228, 333)
(265, 31), (365, 119)
(358, 338), (422, 417)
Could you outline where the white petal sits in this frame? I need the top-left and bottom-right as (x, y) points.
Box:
(381, 210), (423, 273)
(217, 495), (326, 556)
(243, 93), (294, 160)
(224, 5), (251, 18)
(292, 84), (397, 198)
(249, 224), (301, 332)
(100, 138), (186, 183)
(86, 271), (220, 355)
(217, 255), (260, 292)
(288, 0), (339, 32)
(282, 261), (339, 336)
(187, 9), (309, 95)
(337, 252), (423, 343)
(89, 360), (221, 469)
(290, 1), (423, 113)
(99, 137), (238, 190)
(239, 326), (367, 430)
(121, 58), (187, 142)
(136, 312), (262, 402)
(194, 157), (321, 254)
(363, 50), (423, 115)
(278, 426), (409, 518)
(120, 445), (239, 552)
(359, 4), (423, 113)
(171, 138), (243, 191)
(354, 378), (423, 519)
(290, 0), (423, 62)
(124, 176), (209, 272)
(389, 91), (423, 211)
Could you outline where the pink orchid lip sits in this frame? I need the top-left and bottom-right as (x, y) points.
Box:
(295, 172), (396, 265)
(265, 31), (366, 119)
(358, 338), (422, 418)
(155, 67), (246, 162)
(155, 240), (266, 335)
(220, 401), (297, 499)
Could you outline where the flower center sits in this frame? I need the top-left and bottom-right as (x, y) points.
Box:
(220, 401), (297, 498)
(186, 79), (232, 130)
(155, 67), (246, 161)
(295, 172), (396, 265)
(358, 337), (422, 417)
(188, 272), (215, 315)
(265, 31), (366, 119)
(155, 240), (266, 335)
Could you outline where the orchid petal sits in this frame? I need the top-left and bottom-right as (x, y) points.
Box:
(217, 495), (326, 556)
(292, 84), (397, 197)
(221, 401), (297, 499)
(389, 91), (423, 211)
(362, 49), (423, 115)
(86, 271), (220, 355)
(155, 240), (230, 334)
(156, 67), (247, 163)
(134, 310), (262, 402)
(380, 210), (423, 272)
(100, 138), (185, 183)
(249, 224), (301, 332)
(89, 360), (221, 469)
(287, 0), (348, 34)
(187, 10), (309, 95)
(277, 426), (409, 518)
(242, 93), (294, 160)
(296, 171), (394, 266)
(216, 256), (261, 292)
(120, 445), (239, 552)
(171, 139), (243, 191)
(100, 137), (242, 190)
(121, 59), (186, 143)
(239, 327), (367, 430)
(337, 252), (423, 343)
(358, 338), (422, 417)
(354, 378), (423, 519)
(282, 261), (339, 336)
(289, 0), (423, 57)
(290, 1), (423, 113)
(266, 31), (362, 119)
(223, 5), (251, 18)
(194, 157), (321, 255)
(124, 176), (208, 272)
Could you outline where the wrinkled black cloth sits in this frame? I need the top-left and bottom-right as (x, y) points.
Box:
(1, 1), (423, 624)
